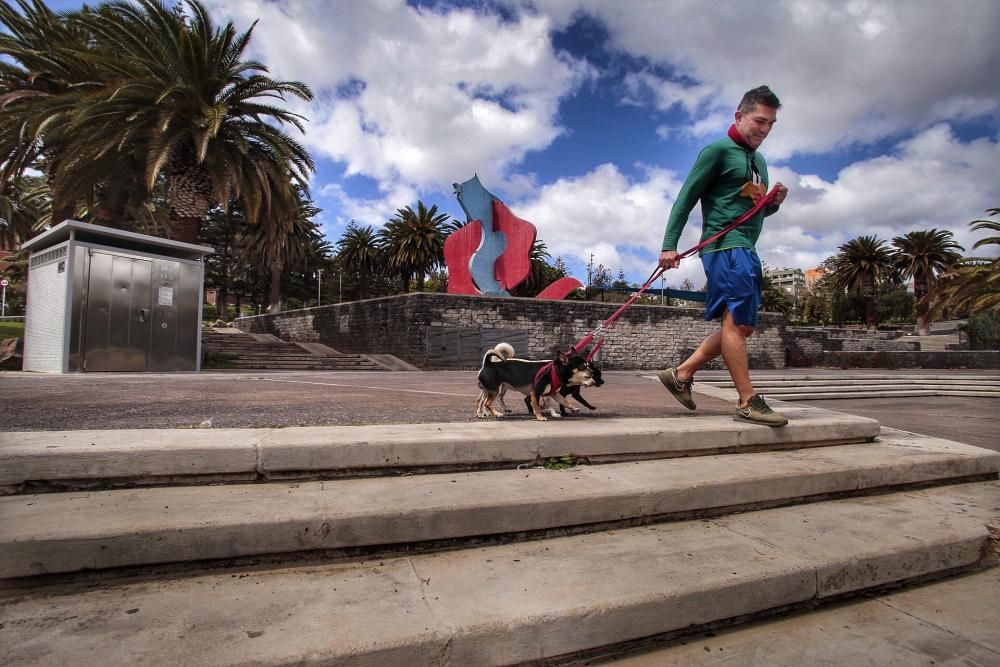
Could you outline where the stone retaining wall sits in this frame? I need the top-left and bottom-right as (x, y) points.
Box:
(821, 351), (1000, 369)
(233, 292), (787, 370)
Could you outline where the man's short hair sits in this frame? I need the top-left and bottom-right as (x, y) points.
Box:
(738, 85), (781, 113)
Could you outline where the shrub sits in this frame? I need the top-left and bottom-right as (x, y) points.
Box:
(965, 311), (1000, 350)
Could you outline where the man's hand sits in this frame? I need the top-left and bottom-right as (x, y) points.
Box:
(658, 250), (681, 270)
(772, 181), (788, 205)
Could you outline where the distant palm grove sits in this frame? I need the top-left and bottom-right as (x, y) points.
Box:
(1, 0), (997, 342)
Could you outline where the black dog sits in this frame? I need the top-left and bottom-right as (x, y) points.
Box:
(478, 345), (594, 421)
(524, 362), (604, 416)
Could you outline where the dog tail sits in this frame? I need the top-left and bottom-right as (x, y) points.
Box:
(482, 342), (515, 366)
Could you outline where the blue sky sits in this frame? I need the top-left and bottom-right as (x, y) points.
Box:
(50, 0), (1000, 288)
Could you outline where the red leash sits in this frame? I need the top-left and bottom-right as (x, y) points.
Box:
(573, 186), (780, 362)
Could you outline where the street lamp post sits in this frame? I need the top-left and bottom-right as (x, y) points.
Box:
(316, 268), (323, 307)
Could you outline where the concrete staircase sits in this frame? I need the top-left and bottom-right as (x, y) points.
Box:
(202, 328), (384, 371)
(697, 372), (1000, 400)
(1, 407), (998, 665)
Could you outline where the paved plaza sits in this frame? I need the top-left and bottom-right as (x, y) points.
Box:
(0, 368), (997, 453)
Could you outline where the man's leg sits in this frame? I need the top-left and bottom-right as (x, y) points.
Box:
(719, 310), (755, 405)
(675, 330), (720, 381)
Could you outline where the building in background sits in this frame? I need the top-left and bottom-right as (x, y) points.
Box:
(766, 267), (806, 301)
(804, 267), (825, 287)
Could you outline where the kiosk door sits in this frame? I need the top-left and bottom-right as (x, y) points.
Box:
(82, 251), (153, 371)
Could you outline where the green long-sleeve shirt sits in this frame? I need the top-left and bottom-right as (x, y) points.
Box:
(661, 135), (779, 254)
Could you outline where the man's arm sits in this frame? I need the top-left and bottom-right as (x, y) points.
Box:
(660, 145), (720, 254)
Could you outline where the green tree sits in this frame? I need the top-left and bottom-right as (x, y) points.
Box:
(760, 272), (792, 314)
(932, 209), (1000, 317)
(0, 0), (101, 224)
(201, 203), (252, 318)
(875, 283), (914, 324)
(0, 175), (49, 248)
(890, 229), (963, 335)
(245, 190), (326, 312)
(335, 221), (383, 300)
(378, 201), (455, 292)
(511, 239), (566, 297)
(1, 0), (316, 242)
(829, 235), (896, 329)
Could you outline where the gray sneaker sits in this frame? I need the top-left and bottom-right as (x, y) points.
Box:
(733, 394), (788, 427)
(657, 367), (696, 410)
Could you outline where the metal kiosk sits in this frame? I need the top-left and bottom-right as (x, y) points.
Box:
(21, 220), (213, 373)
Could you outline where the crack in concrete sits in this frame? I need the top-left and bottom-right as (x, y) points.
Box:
(252, 429), (275, 478)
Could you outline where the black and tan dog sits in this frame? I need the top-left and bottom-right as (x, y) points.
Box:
(477, 345), (594, 421)
(524, 361), (604, 416)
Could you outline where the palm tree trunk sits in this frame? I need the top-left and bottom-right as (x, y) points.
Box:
(863, 277), (877, 330)
(914, 275), (930, 336)
(269, 262), (283, 313)
(358, 268), (369, 300)
(169, 216), (202, 245)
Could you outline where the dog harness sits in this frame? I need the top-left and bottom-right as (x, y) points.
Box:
(533, 363), (563, 396)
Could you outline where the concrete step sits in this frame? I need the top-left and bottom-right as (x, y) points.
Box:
(696, 373), (1000, 381)
(3, 480), (997, 666)
(698, 376), (1000, 401)
(758, 390), (998, 400)
(0, 408), (880, 492)
(2, 429), (996, 578)
(708, 378), (1000, 387)
(604, 564), (1000, 665)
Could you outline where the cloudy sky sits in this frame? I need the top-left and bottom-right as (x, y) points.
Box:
(57, 0), (1000, 288)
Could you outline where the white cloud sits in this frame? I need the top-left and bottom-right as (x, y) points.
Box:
(206, 0), (592, 195)
(760, 125), (1000, 270)
(510, 163), (710, 287)
(534, 0), (1000, 158)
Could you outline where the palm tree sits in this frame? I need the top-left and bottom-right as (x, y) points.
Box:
(890, 229), (963, 335)
(0, 0), (101, 224)
(63, 0), (314, 243)
(829, 235), (896, 329)
(378, 202), (456, 292)
(0, 175), (49, 248)
(335, 222), (382, 301)
(760, 272), (792, 314)
(244, 190), (324, 312)
(932, 209), (1000, 317)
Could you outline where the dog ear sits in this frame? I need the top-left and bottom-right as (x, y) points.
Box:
(556, 350), (568, 363)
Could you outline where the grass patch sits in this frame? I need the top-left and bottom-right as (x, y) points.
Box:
(0, 321), (25, 340)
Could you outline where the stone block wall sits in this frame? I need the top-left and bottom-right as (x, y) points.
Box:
(821, 351), (1000, 369)
(234, 292), (788, 370)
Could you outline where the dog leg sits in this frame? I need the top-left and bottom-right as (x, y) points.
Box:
(552, 393), (580, 414)
(497, 385), (512, 413)
(529, 392), (548, 421)
(485, 392), (504, 418)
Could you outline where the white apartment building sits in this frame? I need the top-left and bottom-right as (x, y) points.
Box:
(765, 267), (805, 299)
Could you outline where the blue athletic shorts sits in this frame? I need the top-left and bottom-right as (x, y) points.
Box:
(701, 248), (762, 327)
